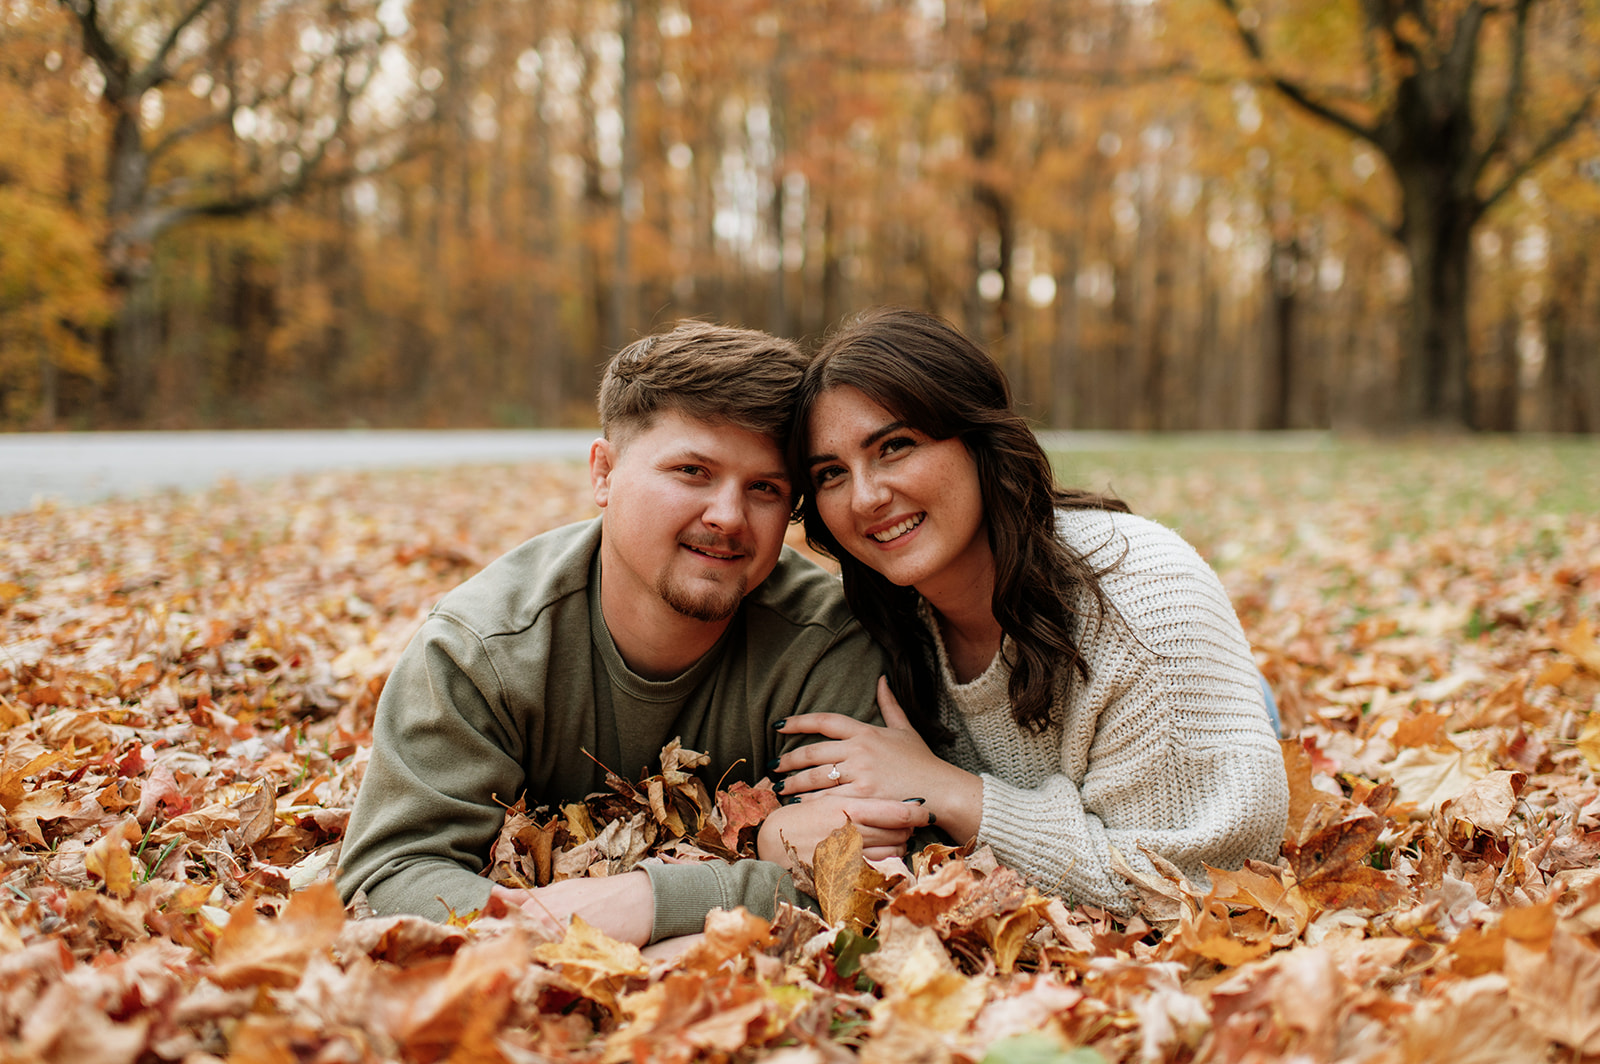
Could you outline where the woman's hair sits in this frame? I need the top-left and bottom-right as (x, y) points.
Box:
(793, 306), (1128, 737)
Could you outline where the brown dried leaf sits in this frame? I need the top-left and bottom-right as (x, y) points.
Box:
(1506, 930), (1600, 1054)
(210, 882), (347, 989)
(1285, 802), (1406, 914)
(716, 779), (780, 854)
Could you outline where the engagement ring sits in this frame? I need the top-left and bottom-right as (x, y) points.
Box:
(827, 764), (842, 781)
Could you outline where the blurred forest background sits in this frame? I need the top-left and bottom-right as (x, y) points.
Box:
(2, 0), (1598, 434)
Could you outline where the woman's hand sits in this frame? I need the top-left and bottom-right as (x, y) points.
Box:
(775, 677), (983, 843)
(756, 794), (932, 866)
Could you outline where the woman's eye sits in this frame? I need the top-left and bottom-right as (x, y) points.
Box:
(883, 436), (915, 456)
(812, 465), (844, 487)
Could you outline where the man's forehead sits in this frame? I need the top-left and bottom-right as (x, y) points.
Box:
(617, 409), (785, 455)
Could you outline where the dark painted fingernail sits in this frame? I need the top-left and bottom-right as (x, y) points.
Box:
(927, 812), (937, 824)
(765, 758), (781, 771)
(903, 797), (926, 805)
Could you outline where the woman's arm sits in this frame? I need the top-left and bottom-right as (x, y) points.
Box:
(772, 677), (984, 845)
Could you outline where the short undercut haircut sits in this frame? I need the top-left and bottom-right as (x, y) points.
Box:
(598, 321), (808, 448)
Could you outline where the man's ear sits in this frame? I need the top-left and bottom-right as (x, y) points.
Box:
(589, 437), (615, 509)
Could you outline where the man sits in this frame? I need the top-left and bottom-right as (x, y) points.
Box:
(337, 322), (924, 945)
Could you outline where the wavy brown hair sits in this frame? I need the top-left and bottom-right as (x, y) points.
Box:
(793, 307), (1128, 736)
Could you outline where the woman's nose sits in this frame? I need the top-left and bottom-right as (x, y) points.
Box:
(852, 471), (891, 514)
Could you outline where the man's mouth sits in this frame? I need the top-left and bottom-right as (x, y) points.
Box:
(870, 513), (925, 543)
(683, 541), (743, 561)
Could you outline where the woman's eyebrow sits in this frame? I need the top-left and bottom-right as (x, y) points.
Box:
(860, 420), (910, 448)
(807, 420), (911, 468)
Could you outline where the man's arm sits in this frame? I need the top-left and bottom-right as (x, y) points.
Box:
(336, 617), (527, 919)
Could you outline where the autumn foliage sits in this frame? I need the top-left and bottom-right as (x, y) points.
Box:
(2, 443), (1599, 1062)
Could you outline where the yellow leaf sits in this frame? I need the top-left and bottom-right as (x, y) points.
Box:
(83, 818), (141, 900)
(562, 802), (596, 843)
(1558, 620), (1600, 675)
(1536, 660), (1576, 688)
(813, 821), (887, 933)
(862, 914), (986, 1036)
(531, 915), (648, 1012)
(1578, 715), (1600, 773)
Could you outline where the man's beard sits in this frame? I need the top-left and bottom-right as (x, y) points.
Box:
(655, 570), (747, 622)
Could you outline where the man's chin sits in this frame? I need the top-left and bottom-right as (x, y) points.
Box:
(656, 575), (747, 623)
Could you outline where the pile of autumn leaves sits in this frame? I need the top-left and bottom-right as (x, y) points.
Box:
(2, 451), (1600, 1063)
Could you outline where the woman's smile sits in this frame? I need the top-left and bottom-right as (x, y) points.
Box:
(868, 512), (925, 543)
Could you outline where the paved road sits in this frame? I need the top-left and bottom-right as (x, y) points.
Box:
(0, 428), (1332, 516)
(0, 430), (600, 515)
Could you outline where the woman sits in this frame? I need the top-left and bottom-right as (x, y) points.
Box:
(757, 307), (1288, 913)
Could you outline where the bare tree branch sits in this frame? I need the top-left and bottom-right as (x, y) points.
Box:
(1215, 0), (1382, 145)
(68, 0), (131, 98)
(131, 0), (223, 95)
(1481, 84), (1600, 211)
(1475, 0), (1534, 184)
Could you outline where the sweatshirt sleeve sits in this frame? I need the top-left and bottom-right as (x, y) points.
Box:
(644, 860), (804, 938)
(336, 615), (525, 920)
(970, 518), (1289, 912)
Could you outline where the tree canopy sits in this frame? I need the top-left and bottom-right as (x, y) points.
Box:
(1, 0), (1597, 431)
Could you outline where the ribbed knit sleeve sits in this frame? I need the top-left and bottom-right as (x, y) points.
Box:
(932, 510), (1288, 913)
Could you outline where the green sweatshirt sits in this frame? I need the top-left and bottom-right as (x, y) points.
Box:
(336, 518), (885, 939)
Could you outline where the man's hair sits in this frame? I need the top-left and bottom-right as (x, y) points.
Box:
(598, 320), (808, 447)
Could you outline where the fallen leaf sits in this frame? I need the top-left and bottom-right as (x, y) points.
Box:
(1285, 802), (1407, 914)
(717, 779), (780, 852)
(1506, 930), (1600, 1054)
(1386, 745), (1491, 812)
(83, 817), (143, 900)
(813, 821), (888, 933)
(210, 882), (347, 989)
(531, 915), (649, 1012)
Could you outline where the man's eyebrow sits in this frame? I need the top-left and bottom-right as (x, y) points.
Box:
(662, 449), (790, 483)
(807, 420), (910, 467)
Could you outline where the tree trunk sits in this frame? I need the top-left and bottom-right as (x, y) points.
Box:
(1395, 164), (1476, 430)
(1265, 237), (1297, 430)
(103, 102), (155, 423)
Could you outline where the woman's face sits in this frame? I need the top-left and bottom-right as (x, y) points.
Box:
(805, 386), (990, 600)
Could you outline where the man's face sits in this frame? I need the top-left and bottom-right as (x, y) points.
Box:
(591, 410), (793, 625)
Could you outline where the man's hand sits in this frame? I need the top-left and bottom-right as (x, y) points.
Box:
(487, 870), (656, 945)
(756, 794), (933, 867)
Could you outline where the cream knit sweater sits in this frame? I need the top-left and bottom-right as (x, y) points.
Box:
(926, 508), (1288, 913)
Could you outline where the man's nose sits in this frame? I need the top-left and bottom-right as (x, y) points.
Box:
(703, 481), (748, 532)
